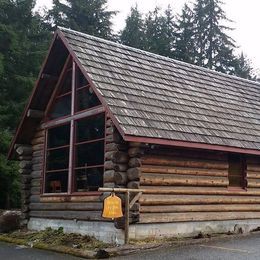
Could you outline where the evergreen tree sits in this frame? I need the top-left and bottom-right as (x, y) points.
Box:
(0, 0), (49, 208)
(0, 130), (19, 209)
(143, 7), (162, 53)
(158, 5), (176, 58)
(143, 6), (176, 57)
(233, 52), (255, 80)
(0, 0), (49, 130)
(120, 5), (145, 49)
(174, 4), (196, 63)
(47, 0), (116, 39)
(193, 0), (236, 73)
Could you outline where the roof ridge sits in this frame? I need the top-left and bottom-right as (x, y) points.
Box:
(58, 26), (260, 89)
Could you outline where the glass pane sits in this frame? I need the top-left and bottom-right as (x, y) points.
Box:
(48, 124), (70, 148)
(49, 94), (71, 119)
(47, 147), (69, 171)
(228, 154), (243, 187)
(45, 171), (68, 193)
(76, 87), (101, 112)
(76, 114), (105, 143)
(76, 141), (104, 167)
(229, 176), (242, 187)
(75, 167), (103, 192)
(77, 69), (88, 89)
(59, 69), (72, 95)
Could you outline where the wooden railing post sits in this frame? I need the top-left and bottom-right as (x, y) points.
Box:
(125, 190), (130, 244)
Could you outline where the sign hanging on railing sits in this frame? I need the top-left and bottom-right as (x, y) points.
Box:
(102, 192), (123, 219)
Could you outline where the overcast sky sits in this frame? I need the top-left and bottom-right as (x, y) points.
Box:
(36, 0), (260, 75)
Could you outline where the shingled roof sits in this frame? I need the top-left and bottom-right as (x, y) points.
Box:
(8, 27), (260, 158)
(59, 27), (260, 152)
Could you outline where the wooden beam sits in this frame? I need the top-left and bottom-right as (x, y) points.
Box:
(16, 145), (32, 156)
(41, 73), (58, 80)
(27, 109), (44, 119)
(140, 212), (260, 223)
(125, 191), (130, 244)
(41, 106), (105, 128)
(129, 192), (142, 209)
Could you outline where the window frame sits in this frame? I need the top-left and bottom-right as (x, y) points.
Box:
(41, 59), (106, 196)
(228, 153), (247, 190)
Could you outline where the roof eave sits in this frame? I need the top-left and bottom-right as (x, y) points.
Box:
(124, 135), (260, 155)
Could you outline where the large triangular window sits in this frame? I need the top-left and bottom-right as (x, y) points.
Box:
(44, 59), (105, 194)
(47, 60), (101, 120)
(76, 69), (101, 112)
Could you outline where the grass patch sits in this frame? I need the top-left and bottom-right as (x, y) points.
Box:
(0, 227), (112, 254)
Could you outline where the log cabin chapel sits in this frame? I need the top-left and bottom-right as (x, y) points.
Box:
(8, 27), (260, 243)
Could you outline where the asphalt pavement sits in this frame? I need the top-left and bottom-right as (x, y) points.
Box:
(0, 241), (84, 260)
(114, 232), (260, 260)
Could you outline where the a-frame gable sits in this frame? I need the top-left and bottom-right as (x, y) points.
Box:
(8, 29), (115, 159)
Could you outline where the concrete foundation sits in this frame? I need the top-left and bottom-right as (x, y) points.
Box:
(131, 219), (260, 240)
(28, 218), (260, 244)
(28, 218), (125, 244)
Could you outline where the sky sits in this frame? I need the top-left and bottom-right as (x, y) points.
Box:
(35, 0), (260, 75)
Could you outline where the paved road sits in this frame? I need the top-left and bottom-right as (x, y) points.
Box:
(1, 233), (260, 259)
(0, 241), (84, 260)
(114, 232), (260, 260)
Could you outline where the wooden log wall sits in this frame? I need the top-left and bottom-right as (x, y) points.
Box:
(104, 118), (129, 189)
(246, 156), (260, 188)
(104, 118), (142, 227)
(126, 143), (149, 224)
(16, 144), (33, 226)
(127, 144), (260, 224)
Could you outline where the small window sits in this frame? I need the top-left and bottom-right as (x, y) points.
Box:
(77, 69), (88, 89)
(75, 141), (104, 167)
(48, 66), (72, 120)
(76, 114), (105, 142)
(228, 154), (246, 188)
(59, 69), (72, 95)
(75, 69), (101, 112)
(48, 124), (70, 148)
(75, 167), (103, 192)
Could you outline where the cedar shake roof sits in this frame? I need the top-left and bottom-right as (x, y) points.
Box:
(8, 27), (260, 158)
(60, 27), (260, 151)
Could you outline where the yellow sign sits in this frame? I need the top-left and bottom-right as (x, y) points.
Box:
(102, 193), (123, 219)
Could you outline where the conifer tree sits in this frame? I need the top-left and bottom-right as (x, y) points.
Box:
(120, 5), (145, 49)
(193, 0), (236, 73)
(143, 6), (176, 57)
(233, 52), (255, 79)
(0, 0), (49, 208)
(143, 7), (162, 53)
(48, 0), (116, 39)
(174, 4), (196, 63)
(0, 0), (49, 129)
(158, 5), (176, 58)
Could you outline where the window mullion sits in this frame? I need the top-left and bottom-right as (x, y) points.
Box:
(68, 61), (76, 194)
